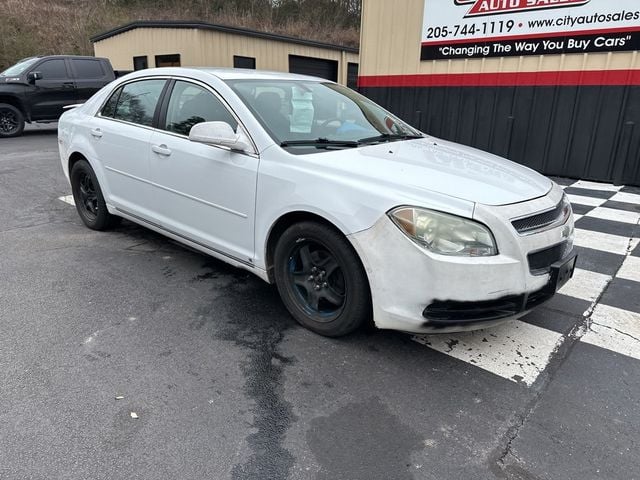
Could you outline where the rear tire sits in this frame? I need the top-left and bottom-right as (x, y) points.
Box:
(0, 103), (25, 138)
(273, 221), (371, 337)
(70, 159), (121, 231)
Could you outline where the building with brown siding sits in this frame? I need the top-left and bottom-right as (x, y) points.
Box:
(91, 21), (360, 88)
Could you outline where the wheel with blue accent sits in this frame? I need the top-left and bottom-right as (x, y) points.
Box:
(274, 221), (371, 337)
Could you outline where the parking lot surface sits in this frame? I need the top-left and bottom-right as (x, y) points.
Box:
(1, 125), (639, 480)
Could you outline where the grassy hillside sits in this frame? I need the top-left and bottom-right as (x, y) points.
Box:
(0, 0), (360, 70)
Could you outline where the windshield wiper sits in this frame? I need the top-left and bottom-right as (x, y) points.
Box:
(357, 133), (424, 144)
(280, 138), (359, 148)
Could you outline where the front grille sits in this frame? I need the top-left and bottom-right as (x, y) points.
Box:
(512, 201), (565, 234)
(528, 242), (567, 275)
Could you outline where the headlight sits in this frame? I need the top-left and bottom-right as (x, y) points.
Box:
(388, 207), (498, 257)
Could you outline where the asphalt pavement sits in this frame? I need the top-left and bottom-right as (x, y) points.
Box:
(0, 125), (639, 480)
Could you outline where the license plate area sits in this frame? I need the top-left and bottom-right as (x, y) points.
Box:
(549, 252), (577, 292)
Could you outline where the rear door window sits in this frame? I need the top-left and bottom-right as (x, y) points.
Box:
(72, 59), (104, 79)
(112, 79), (166, 127)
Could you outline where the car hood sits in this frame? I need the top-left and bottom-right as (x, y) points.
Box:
(309, 137), (552, 206)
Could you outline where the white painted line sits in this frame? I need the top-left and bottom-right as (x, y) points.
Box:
(572, 180), (623, 192)
(567, 194), (607, 207)
(585, 207), (640, 225)
(610, 191), (640, 205)
(617, 256), (640, 283)
(581, 304), (640, 361)
(572, 214), (583, 222)
(558, 268), (611, 303)
(412, 320), (564, 386)
(58, 195), (75, 206)
(573, 229), (635, 255)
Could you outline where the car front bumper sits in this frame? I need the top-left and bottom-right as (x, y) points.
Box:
(348, 184), (576, 334)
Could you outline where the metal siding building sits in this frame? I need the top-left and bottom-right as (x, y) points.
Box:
(91, 21), (359, 87)
(358, 0), (640, 186)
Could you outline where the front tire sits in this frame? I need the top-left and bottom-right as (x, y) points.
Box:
(0, 103), (25, 138)
(70, 159), (121, 230)
(274, 221), (371, 337)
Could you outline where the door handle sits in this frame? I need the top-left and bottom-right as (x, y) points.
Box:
(62, 82), (75, 88)
(152, 144), (172, 156)
(90, 128), (103, 138)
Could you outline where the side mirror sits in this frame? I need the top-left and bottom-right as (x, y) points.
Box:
(189, 121), (253, 153)
(27, 71), (43, 83)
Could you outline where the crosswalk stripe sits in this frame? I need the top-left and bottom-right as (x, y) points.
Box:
(58, 195), (75, 206)
(586, 207), (640, 225)
(581, 304), (640, 361)
(573, 228), (638, 255)
(571, 180), (623, 192)
(610, 191), (640, 205)
(558, 268), (611, 303)
(412, 320), (564, 386)
(617, 256), (640, 283)
(567, 194), (607, 207)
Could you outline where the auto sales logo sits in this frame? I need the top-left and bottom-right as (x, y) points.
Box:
(454, 0), (590, 18)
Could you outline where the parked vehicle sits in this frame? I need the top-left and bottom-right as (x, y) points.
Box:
(57, 68), (577, 337)
(0, 55), (115, 138)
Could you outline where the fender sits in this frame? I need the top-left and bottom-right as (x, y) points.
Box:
(63, 118), (112, 205)
(0, 91), (30, 121)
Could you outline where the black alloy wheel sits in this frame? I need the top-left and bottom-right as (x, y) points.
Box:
(274, 221), (371, 337)
(0, 104), (25, 138)
(70, 159), (121, 231)
(78, 171), (99, 221)
(288, 240), (346, 319)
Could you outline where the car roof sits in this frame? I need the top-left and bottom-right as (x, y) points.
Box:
(129, 67), (329, 83)
(35, 55), (108, 60)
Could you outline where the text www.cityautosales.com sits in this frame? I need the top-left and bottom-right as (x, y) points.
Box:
(528, 10), (640, 28)
(426, 9), (639, 40)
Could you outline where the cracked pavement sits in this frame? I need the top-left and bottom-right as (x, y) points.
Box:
(0, 125), (639, 479)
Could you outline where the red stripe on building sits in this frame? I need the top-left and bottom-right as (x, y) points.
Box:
(422, 25), (640, 47)
(358, 70), (640, 88)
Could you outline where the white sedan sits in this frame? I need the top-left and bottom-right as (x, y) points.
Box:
(58, 68), (576, 337)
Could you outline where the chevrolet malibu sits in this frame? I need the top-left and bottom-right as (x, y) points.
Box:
(58, 68), (576, 337)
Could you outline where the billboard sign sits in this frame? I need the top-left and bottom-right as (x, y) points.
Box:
(421, 0), (640, 60)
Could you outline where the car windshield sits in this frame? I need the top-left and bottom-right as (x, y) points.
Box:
(0, 57), (39, 77)
(226, 79), (422, 150)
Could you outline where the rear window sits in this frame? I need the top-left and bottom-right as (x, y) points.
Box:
(101, 86), (122, 118)
(72, 59), (104, 79)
